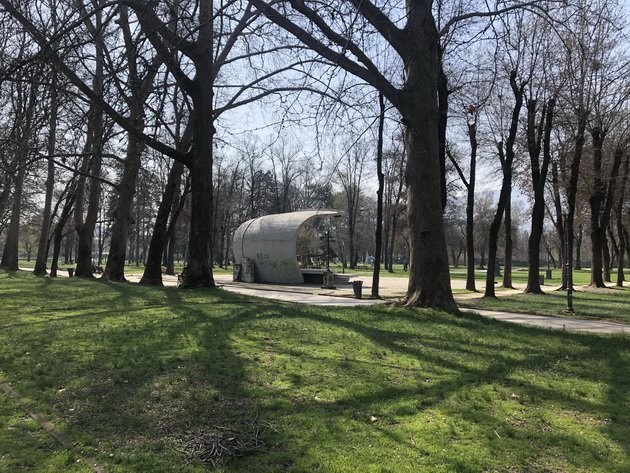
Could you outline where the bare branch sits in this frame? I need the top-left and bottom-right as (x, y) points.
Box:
(439, 1), (551, 37)
(249, 0), (401, 109)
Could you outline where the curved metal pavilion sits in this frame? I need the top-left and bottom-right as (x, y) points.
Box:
(232, 210), (341, 283)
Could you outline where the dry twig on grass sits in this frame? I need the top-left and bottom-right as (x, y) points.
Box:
(175, 416), (275, 467)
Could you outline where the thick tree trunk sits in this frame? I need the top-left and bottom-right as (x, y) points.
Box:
(526, 198), (546, 294)
(180, 3), (215, 288)
(103, 133), (144, 281)
(140, 161), (185, 285)
(0, 167), (25, 270)
(590, 226), (605, 287)
(75, 155), (102, 278)
(485, 196), (504, 299)
(103, 7), (160, 282)
(401, 2), (455, 310)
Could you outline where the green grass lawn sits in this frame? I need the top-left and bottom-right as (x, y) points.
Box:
(449, 267), (594, 286)
(459, 286), (630, 324)
(1, 269), (629, 472)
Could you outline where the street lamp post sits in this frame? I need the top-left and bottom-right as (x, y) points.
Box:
(326, 230), (330, 271)
(564, 213), (574, 313)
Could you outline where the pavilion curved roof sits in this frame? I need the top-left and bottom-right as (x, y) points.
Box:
(232, 209), (341, 283)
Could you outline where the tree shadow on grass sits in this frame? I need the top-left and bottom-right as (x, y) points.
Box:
(1, 278), (629, 472)
(251, 306), (630, 471)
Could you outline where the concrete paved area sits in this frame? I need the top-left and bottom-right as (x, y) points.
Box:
(459, 308), (629, 334)
(213, 274), (630, 334)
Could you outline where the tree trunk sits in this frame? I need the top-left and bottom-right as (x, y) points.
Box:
(74, 8), (105, 279)
(103, 132), (144, 281)
(588, 131), (622, 288)
(589, 128), (607, 287)
(0, 167), (26, 270)
(565, 106), (588, 292)
(551, 161), (567, 288)
(75, 152), (102, 278)
(485, 72), (524, 298)
(608, 228), (618, 273)
(180, 2), (215, 288)
(50, 192), (76, 278)
(103, 7), (160, 281)
(401, 2), (455, 310)
(525, 98), (555, 294)
(603, 235), (611, 282)
(575, 226), (583, 270)
(465, 122), (477, 291)
(502, 190), (513, 288)
(437, 45), (449, 211)
(0, 178), (10, 231)
(140, 160), (185, 285)
(372, 94), (385, 298)
(34, 77), (59, 277)
(615, 155), (629, 286)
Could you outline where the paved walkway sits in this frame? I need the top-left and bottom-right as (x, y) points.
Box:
(458, 308), (629, 334)
(36, 269), (630, 334)
(211, 275), (629, 334)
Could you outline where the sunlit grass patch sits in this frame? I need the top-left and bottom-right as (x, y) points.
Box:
(0, 269), (629, 472)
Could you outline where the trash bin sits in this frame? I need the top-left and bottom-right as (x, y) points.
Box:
(351, 280), (363, 299)
(67, 268), (74, 277)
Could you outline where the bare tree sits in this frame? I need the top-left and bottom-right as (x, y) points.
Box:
(0, 54), (43, 270)
(525, 93), (556, 293)
(447, 107), (480, 292)
(102, 4), (162, 281)
(33, 2), (61, 277)
(372, 93), (385, 297)
(337, 143), (368, 269)
(484, 71), (526, 298)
